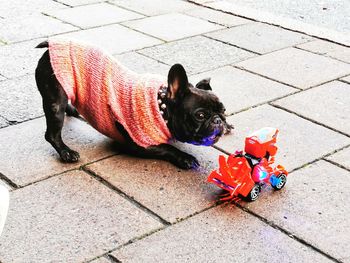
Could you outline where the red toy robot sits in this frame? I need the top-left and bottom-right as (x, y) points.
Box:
(208, 127), (288, 201)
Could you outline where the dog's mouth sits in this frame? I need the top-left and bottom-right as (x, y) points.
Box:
(191, 127), (223, 146)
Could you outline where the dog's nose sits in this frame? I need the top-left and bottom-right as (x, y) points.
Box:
(213, 116), (222, 125)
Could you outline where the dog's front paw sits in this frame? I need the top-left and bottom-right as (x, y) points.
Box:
(174, 153), (200, 170)
(60, 149), (80, 163)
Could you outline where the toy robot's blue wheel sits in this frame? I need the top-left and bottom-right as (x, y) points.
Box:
(271, 174), (287, 190)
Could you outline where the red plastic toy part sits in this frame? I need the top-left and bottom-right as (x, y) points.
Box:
(207, 127), (288, 202)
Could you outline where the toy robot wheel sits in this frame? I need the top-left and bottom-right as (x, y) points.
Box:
(245, 184), (261, 202)
(272, 174), (287, 190)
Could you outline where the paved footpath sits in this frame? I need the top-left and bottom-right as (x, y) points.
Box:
(0, 0), (350, 262)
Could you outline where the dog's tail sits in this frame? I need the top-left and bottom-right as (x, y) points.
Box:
(35, 41), (48, 48)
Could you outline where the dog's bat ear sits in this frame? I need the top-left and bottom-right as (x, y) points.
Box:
(195, 78), (212, 91)
(167, 64), (189, 100)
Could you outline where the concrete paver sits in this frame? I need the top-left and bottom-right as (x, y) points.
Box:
(86, 144), (223, 223)
(115, 52), (170, 76)
(236, 47), (350, 89)
(111, 0), (194, 16)
(123, 13), (223, 42)
(0, 0), (65, 18)
(139, 36), (255, 74)
(0, 117), (115, 186)
(184, 6), (251, 27)
(90, 257), (111, 263)
(0, 75), (43, 123)
(56, 0), (104, 6)
(0, 116), (8, 128)
(191, 66), (297, 114)
(273, 81), (350, 135)
(0, 38), (46, 79)
(326, 146), (350, 170)
(207, 23), (312, 54)
(215, 105), (350, 170)
(297, 40), (350, 63)
(58, 24), (163, 54)
(0, 171), (163, 263)
(244, 161), (350, 262)
(341, 75), (350, 83)
(112, 204), (332, 263)
(0, 75), (6, 81)
(47, 3), (143, 29)
(0, 14), (77, 43)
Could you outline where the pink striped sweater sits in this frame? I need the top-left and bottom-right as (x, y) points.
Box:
(48, 38), (171, 147)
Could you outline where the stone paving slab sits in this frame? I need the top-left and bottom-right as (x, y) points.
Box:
(86, 144), (223, 223)
(47, 3), (143, 29)
(0, 117), (115, 186)
(206, 22), (312, 54)
(111, 0), (195, 16)
(273, 81), (350, 135)
(115, 52), (170, 76)
(326, 146), (350, 170)
(236, 47), (350, 89)
(341, 75), (350, 83)
(0, 171), (163, 263)
(139, 36), (255, 74)
(0, 75), (43, 123)
(244, 161), (350, 262)
(0, 116), (8, 128)
(184, 6), (251, 27)
(0, 75), (6, 81)
(215, 105), (350, 171)
(0, 38), (46, 79)
(90, 257), (111, 263)
(191, 66), (297, 114)
(297, 40), (350, 64)
(122, 13), (223, 42)
(58, 24), (163, 54)
(0, 14), (78, 44)
(0, 0), (66, 18)
(56, 0), (104, 6)
(112, 204), (332, 263)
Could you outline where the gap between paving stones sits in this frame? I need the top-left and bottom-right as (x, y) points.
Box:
(188, 0), (350, 48)
(294, 46), (350, 65)
(323, 157), (350, 173)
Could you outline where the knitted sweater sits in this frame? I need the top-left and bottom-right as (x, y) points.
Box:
(48, 38), (171, 147)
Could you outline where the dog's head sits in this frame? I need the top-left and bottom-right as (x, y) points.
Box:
(166, 64), (232, 146)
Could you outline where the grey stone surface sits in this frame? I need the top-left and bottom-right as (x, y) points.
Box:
(0, 75), (6, 81)
(0, 116), (8, 128)
(184, 6), (251, 27)
(236, 48), (350, 89)
(58, 24), (163, 54)
(47, 3), (143, 29)
(123, 13), (223, 42)
(191, 66), (297, 114)
(115, 52), (170, 76)
(56, 0), (107, 6)
(90, 257), (111, 263)
(0, 14), (78, 43)
(245, 161), (350, 262)
(273, 81), (350, 135)
(297, 40), (350, 63)
(215, 105), (350, 171)
(0, 38), (46, 79)
(0, 171), (163, 262)
(0, 117), (115, 186)
(112, 205), (332, 263)
(326, 146), (350, 170)
(341, 75), (350, 83)
(86, 144), (223, 223)
(0, 0), (66, 18)
(111, 0), (194, 16)
(139, 36), (255, 74)
(0, 75), (43, 123)
(206, 22), (312, 54)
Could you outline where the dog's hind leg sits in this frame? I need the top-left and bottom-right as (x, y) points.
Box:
(35, 50), (80, 162)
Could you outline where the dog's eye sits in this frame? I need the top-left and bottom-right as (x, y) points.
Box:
(195, 111), (206, 120)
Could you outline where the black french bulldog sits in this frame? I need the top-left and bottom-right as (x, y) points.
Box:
(35, 41), (232, 169)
